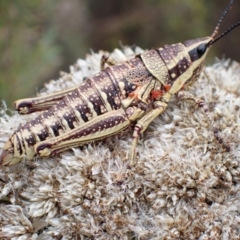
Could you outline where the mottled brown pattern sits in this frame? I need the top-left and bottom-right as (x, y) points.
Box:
(106, 62), (139, 100)
(91, 69), (121, 110)
(168, 56), (192, 82)
(141, 49), (169, 85)
(157, 43), (196, 85)
(125, 66), (151, 85)
(66, 115), (126, 141)
(41, 110), (64, 136)
(183, 37), (209, 48)
(157, 47), (174, 68)
(177, 56), (191, 75)
(67, 89), (91, 122)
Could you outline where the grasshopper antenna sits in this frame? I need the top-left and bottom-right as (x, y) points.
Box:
(208, 0), (240, 46)
(211, 0), (234, 39)
(211, 21), (240, 45)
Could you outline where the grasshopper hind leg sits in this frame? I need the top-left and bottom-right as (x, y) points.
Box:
(14, 86), (79, 114)
(34, 107), (146, 159)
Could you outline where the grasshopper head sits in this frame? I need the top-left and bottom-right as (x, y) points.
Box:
(176, 37), (212, 89)
(184, 36), (212, 69)
(180, 0), (240, 89)
(184, 37), (211, 60)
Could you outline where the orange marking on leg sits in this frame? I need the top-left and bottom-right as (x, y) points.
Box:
(151, 90), (164, 100)
(164, 84), (171, 92)
(129, 92), (138, 98)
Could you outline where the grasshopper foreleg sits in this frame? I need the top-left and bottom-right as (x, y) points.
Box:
(130, 101), (168, 165)
(177, 91), (230, 151)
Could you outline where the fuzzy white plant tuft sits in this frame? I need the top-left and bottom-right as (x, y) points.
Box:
(0, 47), (240, 239)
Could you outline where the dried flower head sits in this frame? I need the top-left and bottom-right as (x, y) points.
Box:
(1, 47), (240, 239)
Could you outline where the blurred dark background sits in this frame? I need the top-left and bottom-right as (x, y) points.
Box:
(0, 0), (240, 108)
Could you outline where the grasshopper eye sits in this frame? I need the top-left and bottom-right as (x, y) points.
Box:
(197, 43), (207, 57)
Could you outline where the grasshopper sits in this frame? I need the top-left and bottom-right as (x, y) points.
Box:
(1, 0), (239, 166)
